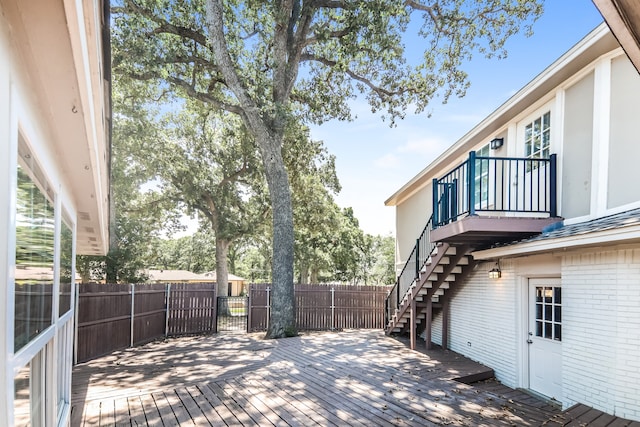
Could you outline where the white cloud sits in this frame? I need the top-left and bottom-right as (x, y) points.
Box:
(374, 153), (401, 169)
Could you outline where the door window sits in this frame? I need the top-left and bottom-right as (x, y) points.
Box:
(534, 286), (561, 341)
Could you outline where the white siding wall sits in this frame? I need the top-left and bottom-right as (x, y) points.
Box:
(395, 184), (432, 269)
(445, 260), (519, 387)
(562, 247), (640, 421)
(431, 311), (443, 346)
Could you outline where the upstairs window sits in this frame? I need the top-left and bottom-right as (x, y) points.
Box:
(524, 111), (551, 171)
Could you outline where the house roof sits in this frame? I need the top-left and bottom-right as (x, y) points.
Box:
(473, 208), (640, 260)
(593, 0), (640, 73)
(203, 271), (246, 282)
(14, 266), (80, 282)
(145, 269), (246, 282)
(146, 269), (211, 282)
(385, 23), (617, 207)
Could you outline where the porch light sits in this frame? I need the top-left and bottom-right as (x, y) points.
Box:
(489, 262), (501, 279)
(490, 137), (504, 150)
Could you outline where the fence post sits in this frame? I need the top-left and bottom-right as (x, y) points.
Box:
(212, 283), (218, 334)
(130, 283), (135, 347)
(266, 286), (271, 330)
(247, 284), (252, 333)
(331, 287), (336, 330)
(468, 151), (476, 216)
(165, 283), (171, 337)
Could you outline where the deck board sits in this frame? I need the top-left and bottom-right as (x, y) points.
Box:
(71, 329), (637, 426)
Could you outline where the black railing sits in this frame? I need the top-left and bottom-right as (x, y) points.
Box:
(433, 152), (557, 227)
(386, 216), (434, 326)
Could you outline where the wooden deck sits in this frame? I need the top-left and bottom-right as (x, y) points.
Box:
(71, 330), (636, 426)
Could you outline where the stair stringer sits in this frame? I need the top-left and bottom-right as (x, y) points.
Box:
(385, 243), (451, 335)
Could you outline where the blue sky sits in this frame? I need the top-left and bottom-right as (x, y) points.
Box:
(309, 1), (605, 237)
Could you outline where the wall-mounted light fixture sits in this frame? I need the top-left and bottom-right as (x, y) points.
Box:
(488, 261), (501, 279)
(490, 137), (504, 150)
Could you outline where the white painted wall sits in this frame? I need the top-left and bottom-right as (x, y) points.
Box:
(395, 184), (432, 269)
(443, 260), (520, 388)
(561, 246), (640, 421)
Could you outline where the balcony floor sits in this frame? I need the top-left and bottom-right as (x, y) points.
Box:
(431, 215), (563, 248)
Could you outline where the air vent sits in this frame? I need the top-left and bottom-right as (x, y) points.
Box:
(78, 211), (91, 221)
(85, 227), (95, 233)
(88, 237), (97, 242)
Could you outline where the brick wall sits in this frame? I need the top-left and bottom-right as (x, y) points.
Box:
(428, 260), (519, 388)
(562, 247), (640, 420)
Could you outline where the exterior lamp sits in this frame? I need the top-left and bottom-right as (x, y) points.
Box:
(489, 262), (501, 279)
(490, 137), (504, 150)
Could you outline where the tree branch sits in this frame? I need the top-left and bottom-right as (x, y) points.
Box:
(300, 53), (410, 98)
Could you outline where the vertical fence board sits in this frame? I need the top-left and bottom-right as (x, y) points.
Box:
(76, 282), (216, 363)
(77, 282), (387, 363)
(248, 284), (390, 332)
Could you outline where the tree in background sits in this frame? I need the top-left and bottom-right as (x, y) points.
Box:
(113, 0), (543, 338)
(78, 76), (183, 283)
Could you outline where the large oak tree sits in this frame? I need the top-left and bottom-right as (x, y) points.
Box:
(112, 0), (543, 338)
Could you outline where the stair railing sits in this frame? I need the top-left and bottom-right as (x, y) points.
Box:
(386, 215), (435, 326)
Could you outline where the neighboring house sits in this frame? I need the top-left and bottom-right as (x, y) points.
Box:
(385, 23), (640, 421)
(145, 269), (247, 296)
(204, 271), (247, 296)
(146, 269), (212, 283)
(0, 0), (110, 426)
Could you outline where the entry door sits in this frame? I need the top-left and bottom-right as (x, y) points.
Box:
(528, 278), (562, 401)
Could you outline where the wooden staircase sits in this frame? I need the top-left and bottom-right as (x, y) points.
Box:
(385, 242), (476, 350)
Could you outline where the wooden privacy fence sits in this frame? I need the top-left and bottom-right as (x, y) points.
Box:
(75, 282), (216, 363)
(248, 283), (390, 332)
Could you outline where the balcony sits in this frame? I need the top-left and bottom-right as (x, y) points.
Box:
(431, 152), (562, 247)
(385, 152), (563, 338)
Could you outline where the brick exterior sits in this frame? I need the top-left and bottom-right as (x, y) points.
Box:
(561, 247), (640, 420)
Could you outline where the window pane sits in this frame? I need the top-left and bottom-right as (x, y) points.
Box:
(536, 321), (543, 337)
(554, 305), (562, 323)
(15, 164), (54, 352)
(545, 304), (552, 321)
(554, 324), (562, 341)
(544, 322), (552, 339)
(554, 287), (561, 304)
(543, 112), (551, 129)
(536, 303), (542, 321)
(59, 222), (73, 316)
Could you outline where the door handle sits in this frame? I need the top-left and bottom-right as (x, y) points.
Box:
(526, 339), (533, 344)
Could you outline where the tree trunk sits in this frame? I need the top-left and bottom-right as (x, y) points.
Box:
(215, 237), (230, 317)
(215, 237), (230, 298)
(258, 135), (296, 339)
(299, 263), (309, 284)
(205, 0), (296, 338)
(310, 269), (319, 285)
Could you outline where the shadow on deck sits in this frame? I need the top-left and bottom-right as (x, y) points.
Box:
(71, 330), (637, 426)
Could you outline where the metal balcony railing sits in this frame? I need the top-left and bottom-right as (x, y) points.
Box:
(386, 216), (434, 326)
(433, 152), (557, 228)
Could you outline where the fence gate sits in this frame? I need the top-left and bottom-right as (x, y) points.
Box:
(216, 296), (248, 332)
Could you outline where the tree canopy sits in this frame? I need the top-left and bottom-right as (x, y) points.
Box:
(113, 0), (543, 338)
